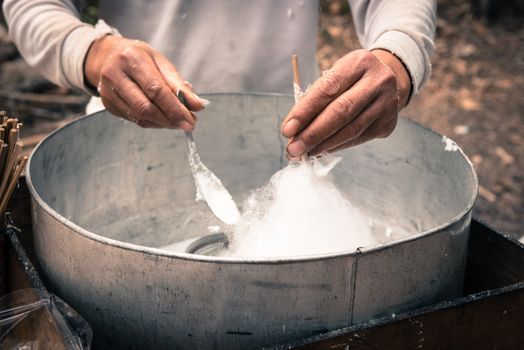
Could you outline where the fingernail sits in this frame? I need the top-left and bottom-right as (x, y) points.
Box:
(287, 139), (306, 158)
(283, 119), (300, 137)
(179, 120), (194, 132)
(199, 97), (210, 107)
(193, 93), (210, 107)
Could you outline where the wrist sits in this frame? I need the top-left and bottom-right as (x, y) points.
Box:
(84, 35), (120, 89)
(370, 49), (412, 108)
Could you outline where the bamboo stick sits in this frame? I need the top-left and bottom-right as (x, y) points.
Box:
(0, 114), (26, 217)
(8, 119), (17, 130)
(0, 141), (6, 176)
(2, 129), (19, 182)
(291, 55), (302, 88)
(0, 156), (28, 215)
(6, 128), (18, 160)
(0, 142), (21, 196)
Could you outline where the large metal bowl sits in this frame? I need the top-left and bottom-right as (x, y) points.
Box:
(27, 93), (477, 349)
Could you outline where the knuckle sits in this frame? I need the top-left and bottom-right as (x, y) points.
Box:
(145, 81), (163, 100)
(137, 101), (154, 119)
(118, 47), (137, 61)
(99, 66), (118, 85)
(99, 65), (111, 80)
(381, 69), (397, 89)
(302, 128), (318, 147)
(318, 70), (343, 98)
(355, 50), (374, 68)
(331, 98), (356, 122)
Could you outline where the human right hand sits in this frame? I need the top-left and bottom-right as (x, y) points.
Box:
(282, 49), (411, 157)
(85, 35), (206, 131)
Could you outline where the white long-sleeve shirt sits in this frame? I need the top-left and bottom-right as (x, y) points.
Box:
(3, 0), (435, 96)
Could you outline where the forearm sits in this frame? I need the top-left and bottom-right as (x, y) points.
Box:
(2, 0), (114, 93)
(349, 0), (436, 97)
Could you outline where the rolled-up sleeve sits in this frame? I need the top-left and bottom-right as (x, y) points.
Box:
(349, 0), (436, 95)
(2, 0), (116, 94)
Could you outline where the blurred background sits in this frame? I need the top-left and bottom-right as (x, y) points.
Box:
(0, 0), (522, 238)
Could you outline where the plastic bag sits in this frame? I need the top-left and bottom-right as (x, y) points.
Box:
(0, 289), (92, 349)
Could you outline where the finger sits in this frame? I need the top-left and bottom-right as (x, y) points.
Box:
(282, 50), (372, 138)
(306, 91), (389, 156)
(101, 98), (126, 120)
(328, 114), (398, 153)
(286, 77), (379, 158)
(309, 93), (398, 155)
(102, 97), (163, 128)
(153, 52), (206, 111)
(99, 87), (133, 120)
(115, 78), (194, 131)
(121, 50), (196, 125)
(103, 70), (195, 130)
(100, 88), (165, 128)
(329, 130), (375, 152)
(104, 100), (171, 129)
(135, 120), (165, 128)
(99, 63), (175, 126)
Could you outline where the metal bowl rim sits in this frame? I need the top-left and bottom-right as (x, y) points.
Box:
(26, 92), (479, 264)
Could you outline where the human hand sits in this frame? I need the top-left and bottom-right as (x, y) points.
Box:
(85, 35), (206, 131)
(282, 49), (411, 157)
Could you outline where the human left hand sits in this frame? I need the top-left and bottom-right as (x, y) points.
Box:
(282, 49), (411, 157)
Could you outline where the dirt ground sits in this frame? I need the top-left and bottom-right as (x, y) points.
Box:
(0, 0), (522, 238)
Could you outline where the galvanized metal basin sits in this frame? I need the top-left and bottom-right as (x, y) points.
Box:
(26, 93), (478, 349)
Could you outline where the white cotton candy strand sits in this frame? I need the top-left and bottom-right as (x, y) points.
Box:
(225, 154), (376, 257)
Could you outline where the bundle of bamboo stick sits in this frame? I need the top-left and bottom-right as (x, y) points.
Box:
(0, 112), (28, 217)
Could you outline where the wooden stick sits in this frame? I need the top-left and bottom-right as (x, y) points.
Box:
(0, 141), (5, 177)
(5, 119), (13, 133)
(0, 142), (8, 182)
(291, 54), (305, 104)
(291, 55), (302, 87)
(0, 152), (20, 203)
(0, 112), (25, 216)
(8, 119), (17, 130)
(291, 55), (308, 162)
(0, 155), (28, 215)
(6, 128), (18, 156)
(0, 142), (20, 197)
(2, 129), (19, 180)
